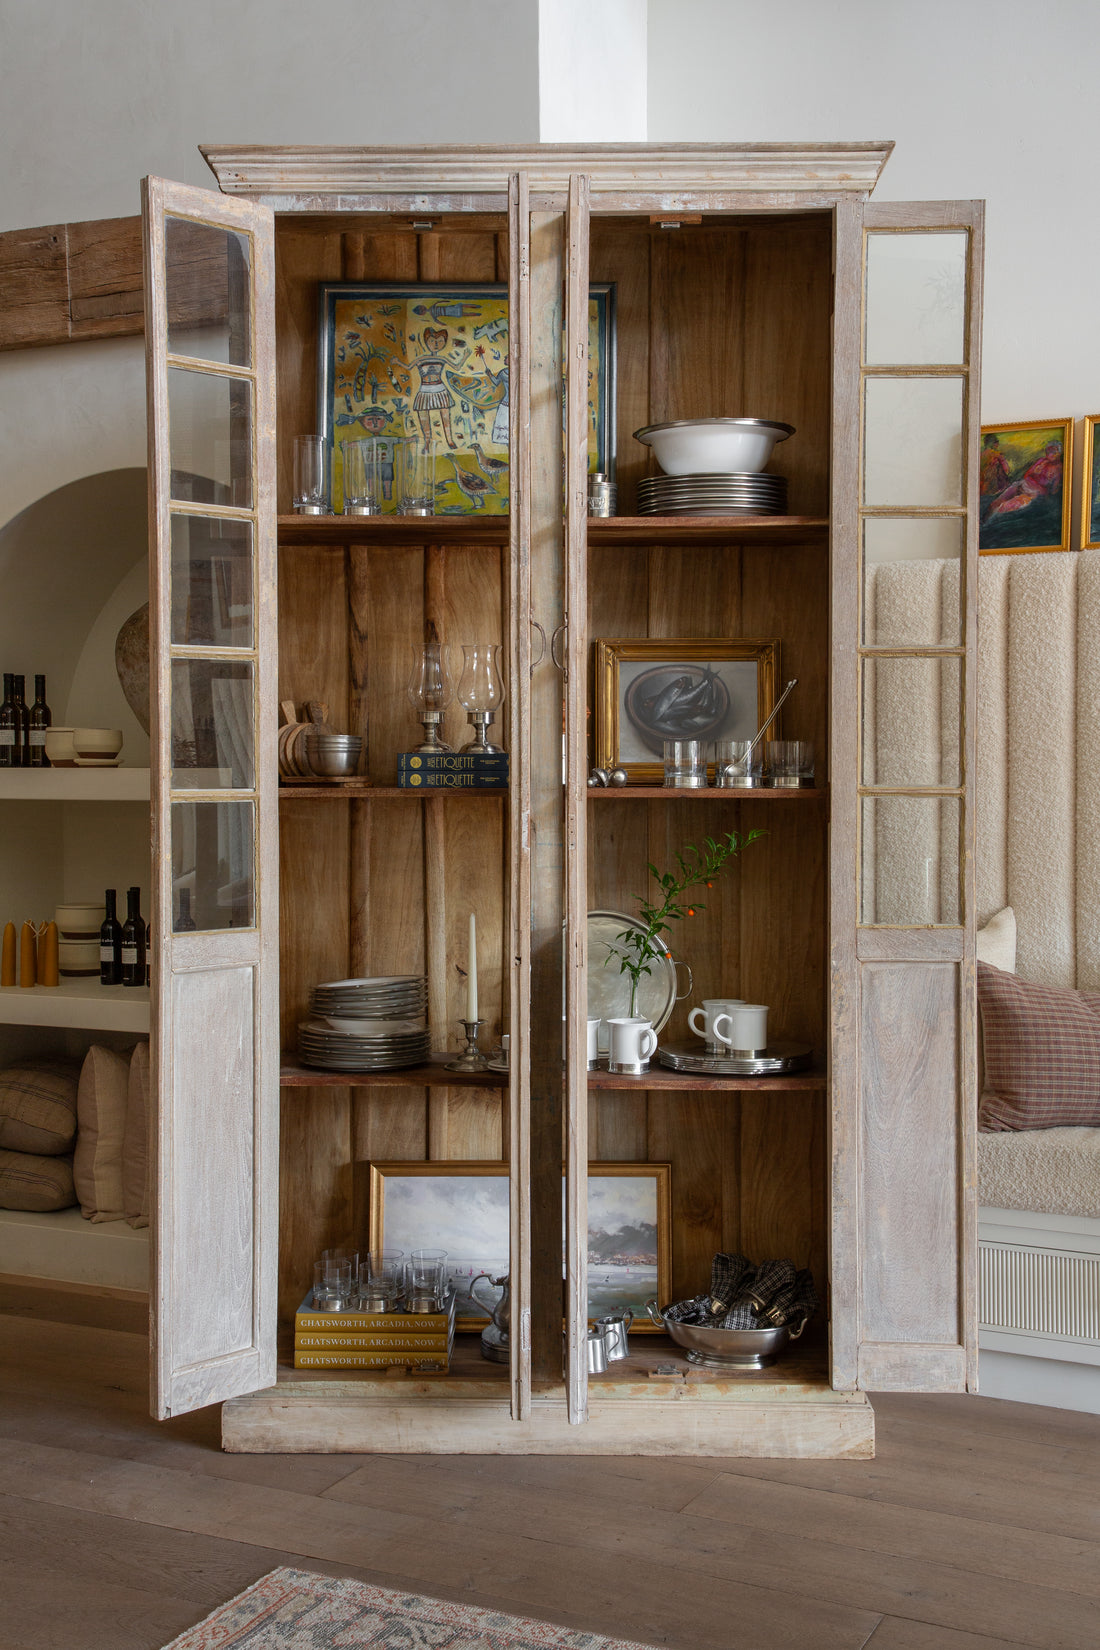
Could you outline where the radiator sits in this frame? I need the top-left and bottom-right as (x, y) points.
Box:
(978, 1209), (1100, 1367)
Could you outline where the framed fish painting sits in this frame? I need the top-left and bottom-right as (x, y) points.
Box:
(318, 281), (616, 515)
(1081, 415), (1100, 550)
(979, 417), (1074, 555)
(594, 637), (779, 784)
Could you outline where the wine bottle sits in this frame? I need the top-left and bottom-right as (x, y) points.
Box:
(0, 674), (15, 768)
(99, 888), (122, 985)
(176, 888), (197, 932)
(120, 886), (146, 988)
(28, 674), (51, 767)
(11, 675), (28, 767)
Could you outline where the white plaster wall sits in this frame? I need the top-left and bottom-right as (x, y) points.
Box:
(647, 0), (1100, 426)
(539, 0), (647, 140)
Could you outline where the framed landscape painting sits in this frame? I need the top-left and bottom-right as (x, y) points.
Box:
(1081, 415), (1100, 550)
(979, 418), (1073, 555)
(364, 1160), (670, 1331)
(319, 281), (615, 514)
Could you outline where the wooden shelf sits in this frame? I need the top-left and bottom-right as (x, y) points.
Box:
(279, 783), (506, 799)
(0, 979), (150, 1033)
(0, 768), (150, 802)
(588, 1063), (826, 1092)
(588, 785), (826, 801)
(280, 1053), (506, 1088)
(278, 514), (828, 549)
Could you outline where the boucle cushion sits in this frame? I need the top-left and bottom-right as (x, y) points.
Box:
(122, 1040), (150, 1230)
(978, 961), (1100, 1130)
(0, 1147), (76, 1212)
(0, 1060), (81, 1155)
(73, 1045), (130, 1222)
(978, 1127), (1100, 1219)
(977, 906), (1017, 974)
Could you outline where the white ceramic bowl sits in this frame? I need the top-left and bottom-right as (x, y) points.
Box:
(634, 417), (794, 476)
(73, 727), (123, 757)
(59, 938), (100, 976)
(44, 728), (76, 765)
(55, 901), (104, 937)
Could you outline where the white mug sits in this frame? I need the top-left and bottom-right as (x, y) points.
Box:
(722, 1002), (769, 1055)
(689, 997), (744, 1051)
(606, 1017), (658, 1073)
(586, 1017), (603, 1068)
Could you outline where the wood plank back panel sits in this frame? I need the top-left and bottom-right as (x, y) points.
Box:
(274, 226), (344, 514)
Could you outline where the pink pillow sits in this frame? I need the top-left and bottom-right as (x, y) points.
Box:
(978, 961), (1100, 1130)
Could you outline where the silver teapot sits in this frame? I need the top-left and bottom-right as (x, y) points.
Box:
(471, 1272), (510, 1363)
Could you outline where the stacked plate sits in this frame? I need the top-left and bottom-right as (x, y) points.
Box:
(299, 975), (431, 1072)
(637, 471), (788, 517)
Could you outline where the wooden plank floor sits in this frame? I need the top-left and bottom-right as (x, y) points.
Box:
(1, 1284), (1098, 1650)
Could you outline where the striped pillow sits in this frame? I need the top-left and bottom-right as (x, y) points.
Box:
(978, 961), (1100, 1130)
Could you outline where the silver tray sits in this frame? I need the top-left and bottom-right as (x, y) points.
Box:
(587, 910), (684, 1035)
(657, 1040), (813, 1075)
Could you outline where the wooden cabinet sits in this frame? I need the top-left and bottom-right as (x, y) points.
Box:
(143, 147), (983, 1454)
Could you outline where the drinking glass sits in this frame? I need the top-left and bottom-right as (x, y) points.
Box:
(407, 1248), (448, 1305)
(397, 436), (436, 515)
(663, 738), (708, 788)
(361, 1249), (405, 1308)
(342, 437), (381, 515)
(293, 435), (328, 514)
(767, 740), (814, 787)
(714, 738), (763, 788)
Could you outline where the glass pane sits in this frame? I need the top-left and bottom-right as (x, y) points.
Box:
(166, 216), (251, 366)
(861, 795), (961, 925)
(170, 514), (254, 648)
(863, 520), (963, 646)
(171, 799), (254, 931)
(864, 377), (964, 507)
(171, 659), (254, 789)
(861, 657), (961, 787)
(168, 367), (253, 507)
(865, 232), (967, 365)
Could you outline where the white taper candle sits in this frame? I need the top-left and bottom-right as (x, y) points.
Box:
(466, 912), (478, 1020)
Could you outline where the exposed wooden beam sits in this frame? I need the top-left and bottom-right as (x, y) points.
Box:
(0, 215), (143, 350)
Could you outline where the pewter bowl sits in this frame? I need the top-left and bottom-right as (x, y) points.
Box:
(645, 1299), (806, 1369)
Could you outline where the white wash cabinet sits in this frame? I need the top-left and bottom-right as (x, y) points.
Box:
(142, 145), (984, 1454)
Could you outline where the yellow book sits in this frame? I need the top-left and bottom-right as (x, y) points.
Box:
(293, 1349), (449, 1370)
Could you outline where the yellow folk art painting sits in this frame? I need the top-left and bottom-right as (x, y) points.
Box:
(320, 283), (614, 515)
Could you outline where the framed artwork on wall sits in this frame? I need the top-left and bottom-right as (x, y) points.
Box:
(1081, 415), (1100, 550)
(363, 1160), (671, 1331)
(318, 281), (615, 514)
(594, 637), (779, 784)
(979, 417), (1074, 555)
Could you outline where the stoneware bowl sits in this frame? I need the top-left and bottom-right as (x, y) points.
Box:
(44, 727), (76, 766)
(634, 417), (794, 476)
(55, 901), (104, 938)
(73, 727), (123, 759)
(59, 938), (100, 977)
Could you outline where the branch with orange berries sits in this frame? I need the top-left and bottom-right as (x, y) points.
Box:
(606, 828), (765, 1017)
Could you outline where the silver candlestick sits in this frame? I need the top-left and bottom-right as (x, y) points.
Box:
(446, 1019), (489, 1073)
(464, 709), (505, 755)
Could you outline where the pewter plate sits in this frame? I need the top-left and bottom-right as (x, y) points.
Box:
(657, 1040), (813, 1076)
(588, 910), (678, 1034)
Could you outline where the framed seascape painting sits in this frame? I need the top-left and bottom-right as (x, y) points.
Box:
(1081, 415), (1100, 550)
(979, 418), (1073, 555)
(318, 281), (615, 515)
(364, 1160), (671, 1332)
(594, 637), (779, 784)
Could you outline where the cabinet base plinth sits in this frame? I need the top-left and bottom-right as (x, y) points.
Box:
(221, 1376), (874, 1457)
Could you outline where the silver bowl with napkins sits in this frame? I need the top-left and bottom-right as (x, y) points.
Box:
(645, 1299), (806, 1369)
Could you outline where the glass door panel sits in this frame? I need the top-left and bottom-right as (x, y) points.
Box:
(168, 367), (254, 506)
(170, 514), (254, 649)
(170, 658), (255, 791)
(861, 656), (961, 787)
(863, 518), (963, 646)
(864, 231), (968, 365)
(863, 376), (964, 507)
(165, 215), (252, 365)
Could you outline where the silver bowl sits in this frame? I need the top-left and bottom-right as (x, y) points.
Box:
(305, 734), (362, 777)
(645, 1299), (806, 1369)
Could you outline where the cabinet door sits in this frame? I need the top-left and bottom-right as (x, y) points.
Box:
(831, 200), (983, 1392)
(143, 177), (278, 1417)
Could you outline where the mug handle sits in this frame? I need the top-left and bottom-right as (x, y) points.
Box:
(642, 1027), (658, 1059)
(688, 1005), (706, 1037)
(673, 959), (694, 1001)
(712, 1012), (734, 1047)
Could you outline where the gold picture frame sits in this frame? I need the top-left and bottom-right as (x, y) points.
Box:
(1081, 414), (1100, 551)
(363, 1159), (672, 1332)
(979, 417), (1074, 555)
(594, 637), (779, 783)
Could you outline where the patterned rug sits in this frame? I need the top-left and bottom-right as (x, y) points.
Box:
(161, 1567), (658, 1649)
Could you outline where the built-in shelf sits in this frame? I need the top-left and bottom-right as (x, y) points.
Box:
(588, 785), (827, 801)
(0, 979), (150, 1033)
(280, 1053), (505, 1088)
(588, 1064), (827, 1092)
(0, 768), (151, 802)
(279, 784), (506, 800)
(278, 514), (828, 549)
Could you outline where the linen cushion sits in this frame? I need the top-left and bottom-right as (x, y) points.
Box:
(0, 1147), (76, 1211)
(978, 961), (1100, 1130)
(73, 1044), (130, 1222)
(977, 906), (1017, 974)
(0, 1060), (81, 1155)
(122, 1040), (150, 1229)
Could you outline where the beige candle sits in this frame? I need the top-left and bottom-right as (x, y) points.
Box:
(1, 921), (15, 987)
(466, 912), (478, 1021)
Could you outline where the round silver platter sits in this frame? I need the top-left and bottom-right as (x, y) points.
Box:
(657, 1040), (813, 1076)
